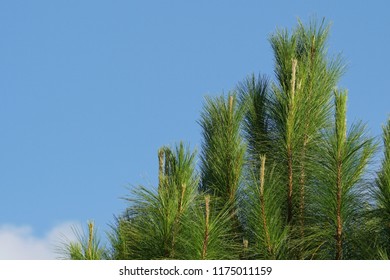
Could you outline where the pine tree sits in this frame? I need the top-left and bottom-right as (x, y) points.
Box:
(371, 118), (390, 256)
(60, 18), (385, 260)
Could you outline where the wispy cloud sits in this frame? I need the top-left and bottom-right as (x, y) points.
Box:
(0, 222), (80, 260)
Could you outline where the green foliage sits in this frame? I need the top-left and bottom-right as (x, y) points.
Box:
(238, 74), (271, 163)
(61, 18), (388, 260)
(242, 155), (288, 259)
(60, 221), (107, 260)
(110, 143), (199, 259)
(370, 118), (390, 256)
(176, 195), (240, 259)
(304, 90), (377, 259)
(269, 18), (344, 228)
(199, 92), (246, 205)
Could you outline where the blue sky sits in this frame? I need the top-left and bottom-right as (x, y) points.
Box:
(1, 1), (389, 259)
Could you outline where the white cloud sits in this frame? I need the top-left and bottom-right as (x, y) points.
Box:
(0, 222), (81, 260)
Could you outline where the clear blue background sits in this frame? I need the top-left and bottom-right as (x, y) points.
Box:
(1, 0), (389, 242)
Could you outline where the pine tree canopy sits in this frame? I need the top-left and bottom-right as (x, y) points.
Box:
(61, 18), (389, 260)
